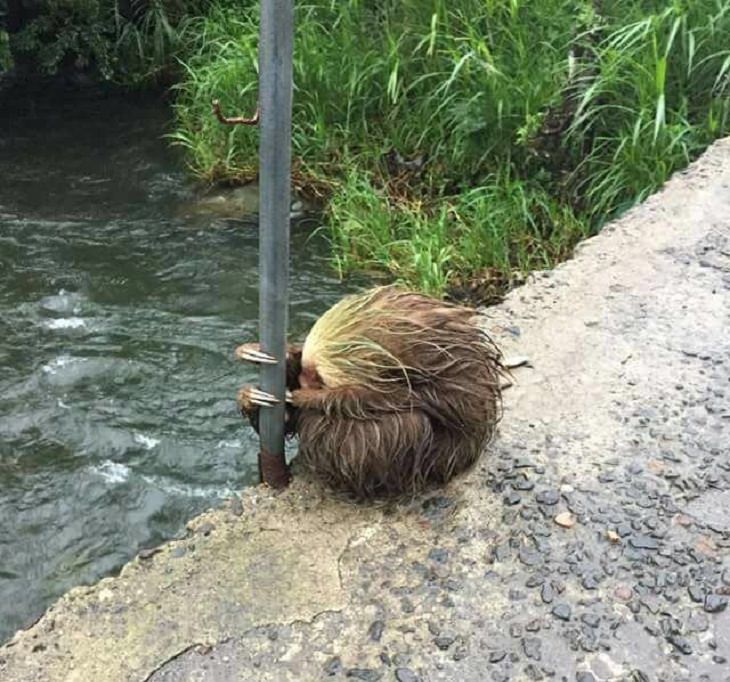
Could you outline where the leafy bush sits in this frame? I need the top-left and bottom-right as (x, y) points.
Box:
(1, 0), (205, 83)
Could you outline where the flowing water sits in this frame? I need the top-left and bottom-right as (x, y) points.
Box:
(0, 86), (350, 642)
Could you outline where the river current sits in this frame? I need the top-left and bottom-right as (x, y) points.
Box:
(0, 86), (348, 641)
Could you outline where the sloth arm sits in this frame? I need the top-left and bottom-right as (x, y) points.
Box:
(291, 385), (417, 420)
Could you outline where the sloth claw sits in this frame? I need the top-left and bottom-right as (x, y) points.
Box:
(238, 385), (280, 409)
(248, 388), (279, 406)
(234, 343), (278, 364)
(503, 355), (530, 369)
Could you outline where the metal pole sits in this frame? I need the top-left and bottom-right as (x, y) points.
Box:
(257, 0), (293, 487)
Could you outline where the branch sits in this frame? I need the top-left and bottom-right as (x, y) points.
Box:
(212, 99), (259, 126)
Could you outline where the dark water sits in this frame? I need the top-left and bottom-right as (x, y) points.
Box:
(0, 87), (349, 643)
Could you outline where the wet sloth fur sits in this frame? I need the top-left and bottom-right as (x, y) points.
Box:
(237, 286), (504, 498)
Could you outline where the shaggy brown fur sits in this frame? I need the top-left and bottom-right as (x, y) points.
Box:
(237, 286), (504, 499)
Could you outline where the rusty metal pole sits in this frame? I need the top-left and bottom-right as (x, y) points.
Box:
(257, 0), (293, 487)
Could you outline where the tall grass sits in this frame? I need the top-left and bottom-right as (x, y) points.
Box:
(172, 0), (730, 298)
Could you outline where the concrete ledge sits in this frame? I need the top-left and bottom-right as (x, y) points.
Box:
(1, 140), (729, 681)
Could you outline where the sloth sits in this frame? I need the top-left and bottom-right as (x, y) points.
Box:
(236, 286), (504, 498)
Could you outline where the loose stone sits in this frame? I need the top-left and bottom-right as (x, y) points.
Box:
(552, 604), (572, 621)
(629, 535), (659, 550)
(688, 585), (705, 603)
(489, 650), (507, 663)
(324, 656), (342, 676)
(229, 497), (243, 516)
(368, 620), (385, 642)
(536, 490), (560, 505)
(395, 668), (419, 682)
(522, 637), (542, 661)
(346, 669), (382, 681)
(428, 548), (449, 564)
(434, 636), (455, 650)
(704, 594), (728, 613)
(554, 512), (576, 528)
(667, 635), (692, 655)
(519, 546), (543, 567)
(581, 613), (600, 628)
(526, 574), (545, 588)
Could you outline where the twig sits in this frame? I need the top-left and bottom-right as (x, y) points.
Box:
(212, 99), (260, 126)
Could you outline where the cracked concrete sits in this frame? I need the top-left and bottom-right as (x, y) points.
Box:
(1, 140), (729, 682)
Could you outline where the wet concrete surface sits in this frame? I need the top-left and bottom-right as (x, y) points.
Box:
(1, 140), (729, 681)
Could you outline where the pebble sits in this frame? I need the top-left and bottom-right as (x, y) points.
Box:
(581, 613), (600, 628)
(704, 594), (728, 613)
(197, 522), (215, 536)
(229, 497), (243, 516)
(346, 669), (383, 681)
(582, 575), (599, 590)
(452, 646), (468, 661)
(137, 547), (160, 560)
(554, 512), (576, 528)
(395, 668), (419, 682)
(489, 650), (507, 663)
(504, 492), (522, 506)
(640, 597), (660, 614)
(616, 523), (632, 538)
(686, 613), (709, 632)
(629, 535), (659, 550)
(519, 546), (543, 566)
(688, 585), (705, 603)
(434, 636), (455, 650)
(552, 604), (572, 621)
(522, 637), (542, 661)
(524, 663), (544, 680)
(541, 583), (554, 604)
(428, 548), (449, 563)
(324, 656), (342, 676)
(536, 490), (560, 505)
(526, 574), (545, 588)
(613, 585), (633, 601)
(667, 635), (693, 655)
(368, 620), (385, 642)
(576, 673), (597, 682)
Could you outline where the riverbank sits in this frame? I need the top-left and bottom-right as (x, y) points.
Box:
(2, 137), (728, 682)
(172, 0), (730, 299)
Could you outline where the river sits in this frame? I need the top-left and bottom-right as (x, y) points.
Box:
(0, 85), (349, 642)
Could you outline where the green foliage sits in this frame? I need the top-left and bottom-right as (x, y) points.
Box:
(11, 0), (114, 77)
(0, 29), (11, 72)
(2, 0), (204, 83)
(174, 0), (730, 296)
